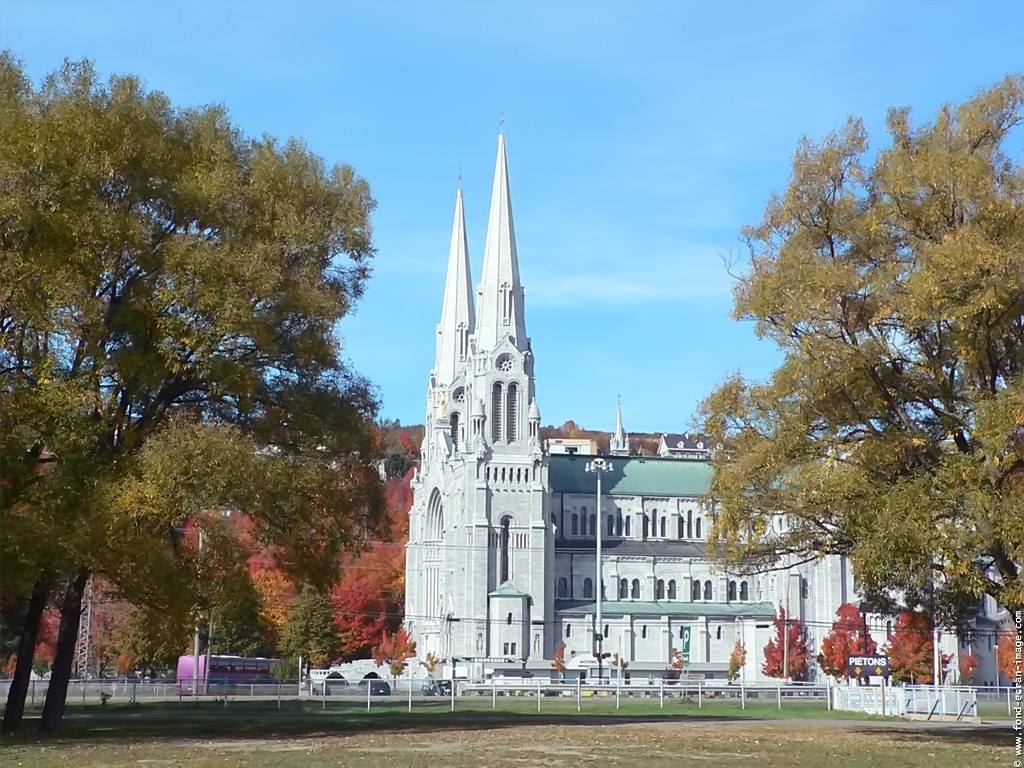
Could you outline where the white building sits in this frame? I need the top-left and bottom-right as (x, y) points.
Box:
(404, 134), (957, 683)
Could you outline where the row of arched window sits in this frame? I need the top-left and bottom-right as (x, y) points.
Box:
(555, 576), (752, 602)
(566, 508), (703, 540)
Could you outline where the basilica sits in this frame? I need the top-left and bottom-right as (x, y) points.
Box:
(404, 135), (967, 682)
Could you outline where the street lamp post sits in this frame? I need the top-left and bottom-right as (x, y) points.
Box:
(585, 457), (612, 684)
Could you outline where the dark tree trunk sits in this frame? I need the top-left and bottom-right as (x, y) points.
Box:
(38, 568), (88, 734)
(0, 577), (50, 734)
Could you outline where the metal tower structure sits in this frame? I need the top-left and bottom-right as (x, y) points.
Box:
(74, 576), (93, 679)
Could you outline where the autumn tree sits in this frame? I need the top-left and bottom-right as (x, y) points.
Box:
(0, 55), (385, 733)
(610, 652), (630, 680)
(762, 607), (811, 681)
(279, 585), (341, 668)
(88, 596), (131, 678)
(817, 603), (878, 680)
(109, 605), (192, 678)
(958, 651), (979, 684)
(887, 611), (951, 684)
(419, 652), (442, 679)
(551, 643), (567, 680)
(664, 646), (687, 682)
(332, 470), (411, 658)
(699, 77), (1024, 627)
(669, 648), (686, 670)
(249, 564), (295, 650)
(371, 628), (416, 683)
(727, 639), (747, 682)
(996, 628), (1019, 680)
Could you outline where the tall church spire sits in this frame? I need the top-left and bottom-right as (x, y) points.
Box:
(434, 187), (475, 385)
(610, 396), (630, 455)
(475, 133), (527, 352)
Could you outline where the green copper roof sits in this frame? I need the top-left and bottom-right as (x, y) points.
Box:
(554, 599), (775, 618)
(548, 454), (713, 498)
(489, 584), (530, 598)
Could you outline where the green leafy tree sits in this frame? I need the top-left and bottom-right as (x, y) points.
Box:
(109, 605), (192, 679)
(699, 76), (1024, 625)
(0, 55), (385, 733)
(279, 585), (341, 668)
(211, 573), (270, 658)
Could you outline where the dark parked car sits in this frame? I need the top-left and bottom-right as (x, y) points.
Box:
(361, 680), (391, 696)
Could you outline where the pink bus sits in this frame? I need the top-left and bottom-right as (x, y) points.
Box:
(176, 655), (279, 694)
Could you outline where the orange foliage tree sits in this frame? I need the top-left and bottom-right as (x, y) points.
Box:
(669, 647), (686, 670)
(249, 564), (295, 648)
(958, 651), (979, 684)
(419, 652), (442, 678)
(886, 611), (951, 684)
(727, 639), (747, 682)
(332, 471), (411, 659)
(372, 628), (416, 681)
(762, 607), (811, 681)
(997, 629), (1019, 680)
(551, 643), (567, 679)
(817, 603), (878, 680)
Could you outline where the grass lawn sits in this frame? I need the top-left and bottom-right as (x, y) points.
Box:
(0, 699), (1013, 767)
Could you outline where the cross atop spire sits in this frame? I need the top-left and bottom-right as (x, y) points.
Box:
(475, 133), (527, 353)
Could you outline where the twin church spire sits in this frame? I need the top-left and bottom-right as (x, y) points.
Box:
(434, 187), (474, 385)
(475, 133), (527, 353)
(434, 134), (529, 385)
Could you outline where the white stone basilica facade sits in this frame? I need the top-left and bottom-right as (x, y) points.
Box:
(404, 135), (964, 682)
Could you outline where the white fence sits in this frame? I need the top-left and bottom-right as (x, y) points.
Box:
(831, 685), (905, 716)
(831, 684), (981, 720)
(1, 678), (1006, 720)
(903, 686), (979, 721)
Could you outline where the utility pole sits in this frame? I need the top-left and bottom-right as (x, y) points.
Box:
(586, 457), (612, 684)
(192, 528), (205, 696)
(782, 571), (792, 681)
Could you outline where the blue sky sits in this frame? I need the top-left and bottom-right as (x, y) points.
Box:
(4, 1), (1021, 433)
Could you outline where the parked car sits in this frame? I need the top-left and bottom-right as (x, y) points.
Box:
(361, 680), (391, 696)
(312, 673), (347, 695)
(422, 680), (453, 696)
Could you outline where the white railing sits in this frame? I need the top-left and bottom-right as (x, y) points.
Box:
(831, 684), (981, 720)
(903, 685), (979, 721)
(0, 678), (1004, 720)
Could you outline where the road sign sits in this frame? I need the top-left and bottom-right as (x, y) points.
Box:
(846, 654), (890, 678)
(681, 626), (691, 663)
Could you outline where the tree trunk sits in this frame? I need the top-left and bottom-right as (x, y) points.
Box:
(1, 577), (50, 734)
(38, 568), (89, 734)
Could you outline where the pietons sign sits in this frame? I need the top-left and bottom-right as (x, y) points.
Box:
(846, 654), (890, 679)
